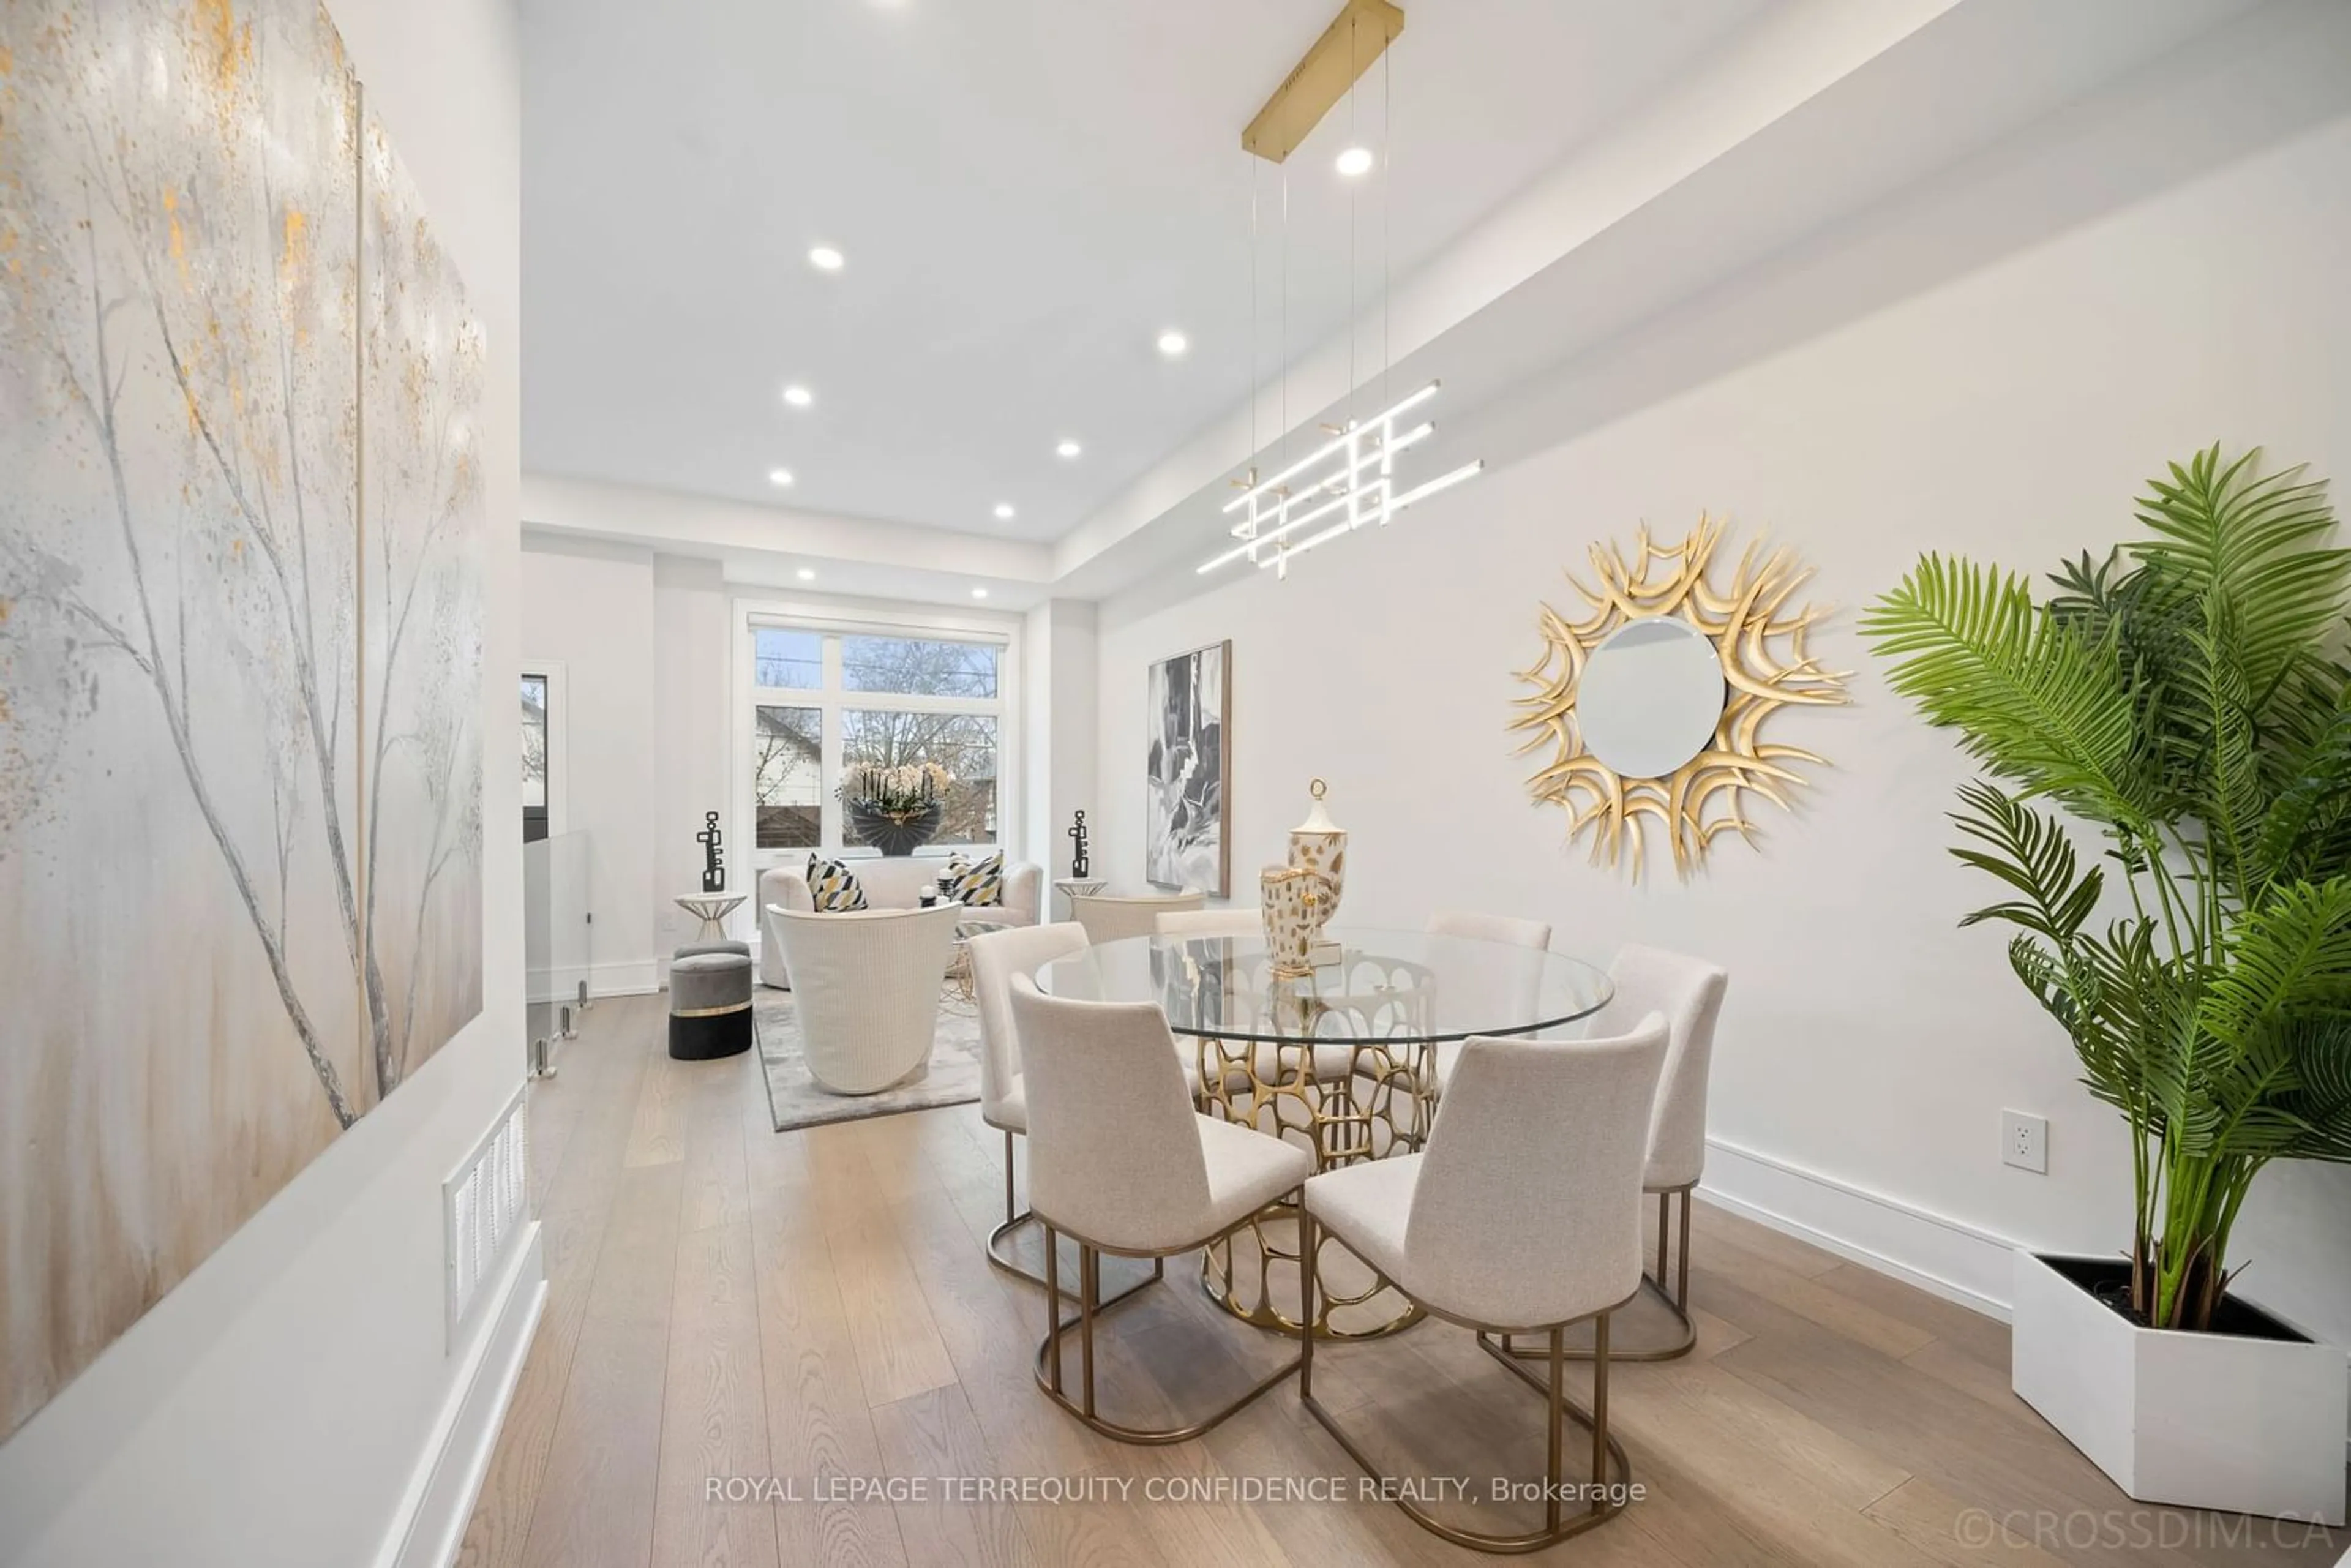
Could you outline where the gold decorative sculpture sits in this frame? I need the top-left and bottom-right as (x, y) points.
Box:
(1510, 514), (1848, 880)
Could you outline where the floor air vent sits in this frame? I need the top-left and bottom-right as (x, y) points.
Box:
(444, 1088), (530, 1347)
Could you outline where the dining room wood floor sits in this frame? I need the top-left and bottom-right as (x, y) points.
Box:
(457, 994), (2347, 1568)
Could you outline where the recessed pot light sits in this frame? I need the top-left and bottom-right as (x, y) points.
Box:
(768, 467), (795, 487)
(797, 567), (816, 581)
(970, 587), (989, 599)
(808, 245), (844, 272)
(782, 384), (814, 408)
(1335, 146), (1374, 178)
(1055, 439), (1082, 459)
(1157, 329), (1188, 358)
(992, 502), (1016, 520)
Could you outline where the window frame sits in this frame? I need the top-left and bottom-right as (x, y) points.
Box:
(519, 657), (568, 841)
(732, 597), (1020, 874)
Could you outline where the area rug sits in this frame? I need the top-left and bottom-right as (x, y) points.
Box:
(754, 988), (984, 1132)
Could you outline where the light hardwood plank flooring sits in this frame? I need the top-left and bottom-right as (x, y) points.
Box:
(460, 996), (2348, 1567)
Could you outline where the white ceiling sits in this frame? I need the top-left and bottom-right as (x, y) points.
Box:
(521, 0), (1774, 545)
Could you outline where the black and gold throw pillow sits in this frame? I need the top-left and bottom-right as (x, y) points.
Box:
(942, 852), (1005, 907)
(804, 853), (868, 912)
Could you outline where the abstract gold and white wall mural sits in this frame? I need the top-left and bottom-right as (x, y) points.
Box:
(0, 0), (484, 1439)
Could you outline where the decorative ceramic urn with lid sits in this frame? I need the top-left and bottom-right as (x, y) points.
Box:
(1286, 778), (1347, 953)
(1258, 865), (1326, 979)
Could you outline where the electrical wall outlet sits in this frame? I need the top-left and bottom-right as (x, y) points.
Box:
(2001, 1110), (2049, 1174)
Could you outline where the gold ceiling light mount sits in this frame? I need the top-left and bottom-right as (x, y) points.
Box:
(1243, 0), (1407, 164)
(1509, 515), (1850, 881)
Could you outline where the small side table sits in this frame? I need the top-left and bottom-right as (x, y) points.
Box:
(1051, 877), (1106, 919)
(675, 891), (746, 943)
(947, 912), (1014, 1005)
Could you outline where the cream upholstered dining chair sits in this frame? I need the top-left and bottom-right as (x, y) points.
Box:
(1070, 890), (1203, 943)
(1568, 944), (1729, 1362)
(1010, 975), (1314, 1444)
(1300, 1018), (1668, 1553)
(1154, 907), (1261, 939)
(767, 904), (961, 1094)
(1427, 909), (1552, 950)
(1425, 910), (1554, 1092)
(968, 922), (1164, 1308)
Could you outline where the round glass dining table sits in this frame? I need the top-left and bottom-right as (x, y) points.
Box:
(1037, 926), (1613, 1338)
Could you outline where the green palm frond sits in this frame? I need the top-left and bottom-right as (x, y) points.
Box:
(2132, 445), (2347, 708)
(2181, 609), (2267, 899)
(2200, 878), (2351, 1049)
(1862, 556), (2146, 821)
(2251, 688), (2351, 896)
(1951, 781), (2102, 943)
(2063, 920), (2172, 1120)
(2277, 1015), (2351, 1163)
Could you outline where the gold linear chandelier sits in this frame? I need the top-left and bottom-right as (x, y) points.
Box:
(1207, 0), (1483, 580)
(1510, 515), (1849, 880)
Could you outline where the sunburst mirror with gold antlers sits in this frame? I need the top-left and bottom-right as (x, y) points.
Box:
(1509, 514), (1848, 880)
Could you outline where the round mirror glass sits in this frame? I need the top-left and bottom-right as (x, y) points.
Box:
(1577, 617), (1725, 779)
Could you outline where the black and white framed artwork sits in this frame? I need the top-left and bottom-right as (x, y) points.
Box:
(1145, 640), (1231, 896)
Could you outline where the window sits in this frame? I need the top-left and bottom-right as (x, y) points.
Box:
(752, 704), (822, 848)
(746, 623), (1007, 857)
(842, 634), (998, 698)
(520, 673), (549, 843)
(754, 628), (821, 691)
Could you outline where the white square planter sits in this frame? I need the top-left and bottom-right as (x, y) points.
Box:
(2011, 1249), (2347, 1526)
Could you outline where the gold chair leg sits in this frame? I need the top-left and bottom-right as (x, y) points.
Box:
(1303, 1308), (1633, 1553)
(1546, 1325), (1564, 1537)
(1504, 1187), (1697, 1365)
(989, 1128), (1163, 1307)
(1591, 1311), (1610, 1520)
(1080, 1245), (1098, 1417)
(1031, 1207), (1303, 1447)
(1042, 1223), (1063, 1395)
(1299, 1210), (1318, 1395)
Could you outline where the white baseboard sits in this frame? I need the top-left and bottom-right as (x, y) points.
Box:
(1700, 1138), (2351, 1461)
(588, 959), (659, 998)
(1698, 1136), (2019, 1321)
(376, 1222), (546, 1568)
(528, 959), (658, 1003)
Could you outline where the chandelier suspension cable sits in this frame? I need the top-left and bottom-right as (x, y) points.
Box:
(1346, 10), (1359, 432)
(1279, 157), (1291, 570)
(1382, 42), (1392, 416)
(1248, 154), (1260, 464)
(1242, 150), (1262, 564)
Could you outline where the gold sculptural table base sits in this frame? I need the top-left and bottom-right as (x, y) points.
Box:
(1188, 980), (1439, 1340)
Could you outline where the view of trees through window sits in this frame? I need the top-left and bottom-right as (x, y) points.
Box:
(521, 674), (548, 842)
(752, 705), (821, 847)
(750, 626), (1002, 852)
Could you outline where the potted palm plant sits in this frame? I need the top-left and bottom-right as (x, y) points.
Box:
(1864, 446), (2349, 1525)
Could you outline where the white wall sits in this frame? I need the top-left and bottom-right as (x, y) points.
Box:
(1094, 105), (2351, 1349)
(0, 0), (529, 1562)
(519, 535), (661, 992)
(653, 555), (733, 952)
(1024, 599), (1101, 881)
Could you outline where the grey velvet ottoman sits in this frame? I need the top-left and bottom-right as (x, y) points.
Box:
(669, 949), (754, 1061)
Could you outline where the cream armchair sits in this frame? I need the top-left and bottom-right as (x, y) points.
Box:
(766, 903), (963, 1095)
(759, 854), (1041, 988)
